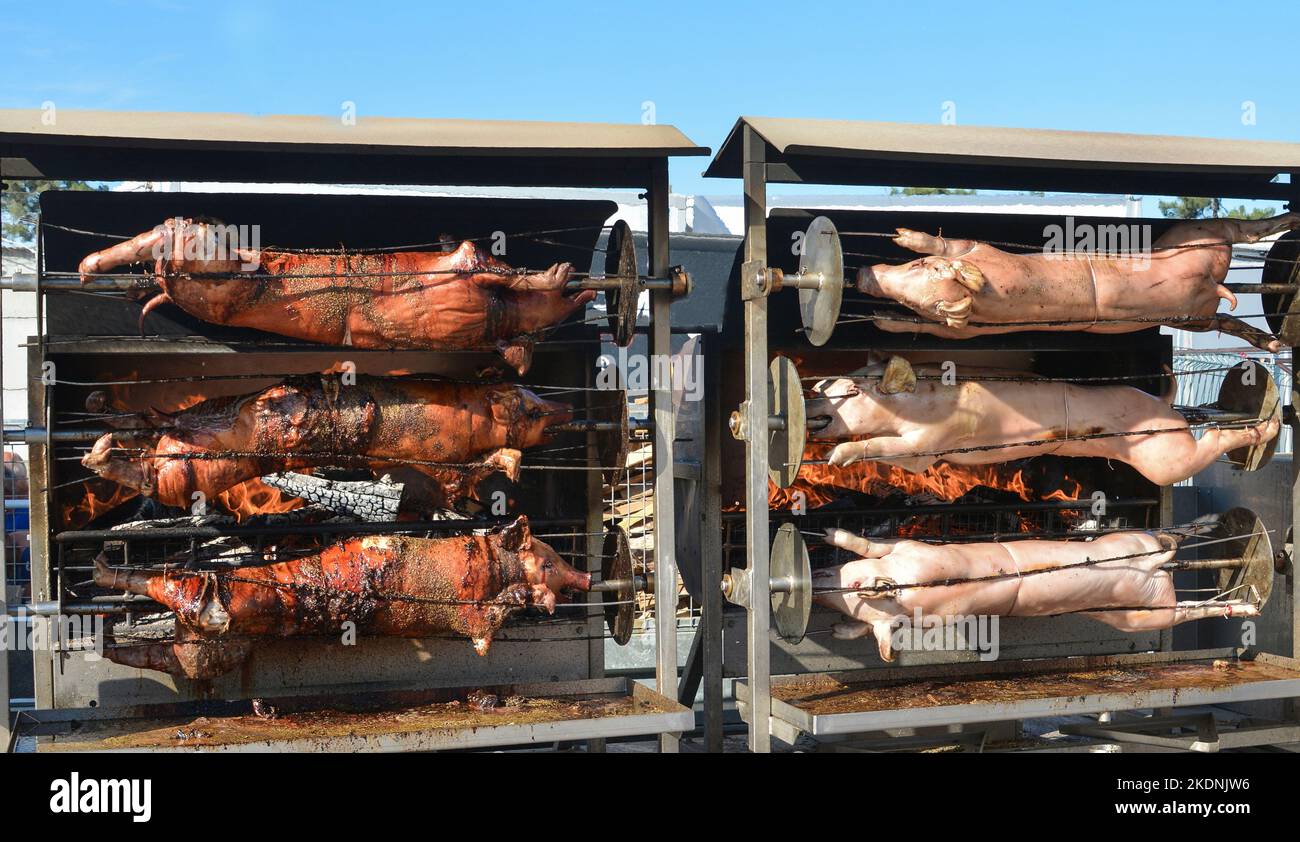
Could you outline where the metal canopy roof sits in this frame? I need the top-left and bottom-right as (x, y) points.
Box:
(704, 116), (1300, 200)
(0, 109), (709, 188)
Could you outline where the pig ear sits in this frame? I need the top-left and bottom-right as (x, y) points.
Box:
(878, 356), (916, 395)
(499, 515), (533, 552)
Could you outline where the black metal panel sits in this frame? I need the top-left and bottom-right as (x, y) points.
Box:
(4, 143), (674, 189)
(764, 156), (1293, 201)
(645, 232), (740, 335)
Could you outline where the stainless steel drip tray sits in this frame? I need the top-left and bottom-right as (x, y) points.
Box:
(16, 677), (693, 753)
(736, 649), (1300, 738)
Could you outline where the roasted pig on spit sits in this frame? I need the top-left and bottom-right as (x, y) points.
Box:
(808, 357), (1278, 486)
(93, 516), (591, 679)
(78, 217), (597, 374)
(81, 374), (572, 512)
(815, 528), (1256, 662)
(857, 212), (1300, 351)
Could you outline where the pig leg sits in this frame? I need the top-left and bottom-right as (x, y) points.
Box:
(827, 435), (936, 473)
(496, 338), (534, 376)
(500, 262), (574, 292)
(823, 528), (895, 559)
(469, 582), (531, 655)
(1091, 602), (1259, 632)
(1178, 313), (1282, 353)
(816, 532), (909, 660)
(78, 226), (170, 281)
(830, 620), (873, 640)
(834, 619), (901, 661)
(1174, 602), (1260, 622)
(1121, 417), (1279, 486)
(1155, 212), (1300, 248)
(1222, 212), (1300, 244)
(892, 228), (979, 259)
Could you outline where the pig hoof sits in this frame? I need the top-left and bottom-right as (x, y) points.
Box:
(892, 228), (925, 252)
(827, 444), (860, 467)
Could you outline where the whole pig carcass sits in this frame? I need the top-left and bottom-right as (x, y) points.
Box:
(856, 213), (1300, 351)
(80, 374), (572, 512)
(814, 528), (1256, 662)
(78, 217), (597, 374)
(808, 357), (1278, 486)
(94, 516), (592, 679)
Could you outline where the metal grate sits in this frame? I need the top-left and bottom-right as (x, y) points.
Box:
(606, 393), (698, 637)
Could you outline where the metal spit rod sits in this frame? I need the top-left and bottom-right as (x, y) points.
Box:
(588, 573), (654, 594)
(0, 269), (691, 295)
(3, 422), (638, 442)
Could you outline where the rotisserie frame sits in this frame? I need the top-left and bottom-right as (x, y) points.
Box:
(703, 116), (1300, 752)
(0, 109), (710, 752)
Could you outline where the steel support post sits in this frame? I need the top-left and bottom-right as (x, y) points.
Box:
(742, 125), (772, 752)
(1290, 178), (1300, 724)
(701, 335), (724, 751)
(648, 159), (680, 752)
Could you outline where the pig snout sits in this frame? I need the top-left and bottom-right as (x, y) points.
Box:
(520, 389), (573, 441)
(806, 378), (863, 438)
(524, 539), (591, 612)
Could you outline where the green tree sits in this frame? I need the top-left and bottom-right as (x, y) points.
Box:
(1158, 196), (1274, 220)
(2, 180), (103, 242)
(888, 186), (977, 196)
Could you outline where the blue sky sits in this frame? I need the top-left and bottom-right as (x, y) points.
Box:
(3, 0), (1297, 200)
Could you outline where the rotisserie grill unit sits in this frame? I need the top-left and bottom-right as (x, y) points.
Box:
(699, 116), (1300, 752)
(0, 110), (709, 752)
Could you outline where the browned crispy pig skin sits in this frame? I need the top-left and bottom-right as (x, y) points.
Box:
(80, 375), (571, 510)
(95, 516), (592, 679)
(78, 217), (597, 374)
(857, 213), (1300, 351)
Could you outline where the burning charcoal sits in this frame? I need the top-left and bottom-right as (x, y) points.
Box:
(260, 472), (403, 522)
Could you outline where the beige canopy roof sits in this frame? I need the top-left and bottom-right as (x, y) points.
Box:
(704, 116), (1300, 199)
(0, 108), (709, 187)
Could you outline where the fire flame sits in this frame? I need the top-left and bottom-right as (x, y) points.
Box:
(767, 444), (1083, 511)
(61, 480), (141, 529)
(215, 478), (305, 522)
(61, 477), (303, 527)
